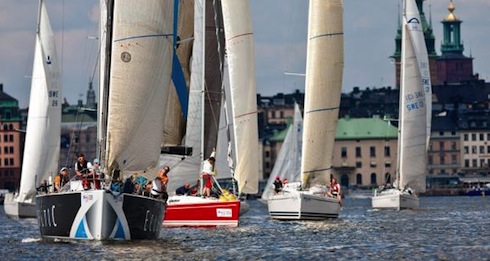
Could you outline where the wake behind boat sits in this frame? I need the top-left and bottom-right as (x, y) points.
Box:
(267, 0), (344, 220)
(35, 0), (172, 240)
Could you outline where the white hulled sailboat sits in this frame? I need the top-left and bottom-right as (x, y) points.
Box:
(4, 0), (61, 219)
(371, 0), (431, 210)
(267, 0), (343, 220)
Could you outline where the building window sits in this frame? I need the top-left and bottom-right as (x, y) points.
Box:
(451, 154), (457, 165)
(451, 142), (456, 150)
(265, 162), (270, 169)
(9, 134), (13, 142)
(370, 162), (377, 168)
(3, 135), (7, 142)
(3, 147), (8, 154)
(487, 133), (490, 141)
(384, 146), (390, 157)
(487, 146), (490, 154)
(4, 158), (8, 166)
(480, 133), (484, 141)
(472, 146), (477, 154)
(385, 162), (391, 168)
(464, 146), (469, 154)
(429, 142), (433, 151)
(355, 147), (361, 158)
(463, 134), (468, 141)
(356, 174), (362, 185)
(464, 159), (469, 167)
(370, 146), (376, 157)
(9, 158), (13, 166)
(265, 151), (270, 158)
(451, 131), (456, 135)
(472, 159), (477, 167)
(9, 147), (13, 154)
(341, 147), (347, 158)
(439, 141), (444, 151)
(480, 159), (485, 167)
(439, 131), (444, 136)
(356, 162), (362, 168)
(370, 173), (377, 185)
(471, 134), (476, 141)
(428, 156), (433, 165)
(480, 146), (485, 154)
(440, 155), (445, 164)
(384, 173), (392, 184)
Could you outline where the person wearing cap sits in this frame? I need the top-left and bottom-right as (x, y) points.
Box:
(273, 176), (283, 193)
(54, 167), (70, 192)
(201, 149), (216, 197)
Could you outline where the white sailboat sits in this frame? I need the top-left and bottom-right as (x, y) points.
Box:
(261, 103), (302, 201)
(35, 0), (172, 240)
(4, 0), (61, 219)
(162, 0), (259, 227)
(371, 0), (431, 210)
(267, 0), (343, 220)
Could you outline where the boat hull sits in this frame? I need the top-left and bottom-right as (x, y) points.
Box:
(163, 196), (241, 228)
(36, 190), (165, 240)
(466, 189), (490, 196)
(3, 193), (37, 219)
(267, 191), (341, 220)
(371, 189), (419, 209)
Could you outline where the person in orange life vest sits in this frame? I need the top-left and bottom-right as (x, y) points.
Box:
(158, 166), (170, 202)
(54, 167), (70, 192)
(201, 149), (216, 197)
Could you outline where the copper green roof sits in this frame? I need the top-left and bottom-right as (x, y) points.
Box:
(270, 117), (398, 142)
(336, 118), (398, 140)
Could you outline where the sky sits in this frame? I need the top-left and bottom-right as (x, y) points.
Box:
(0, 0), (489, 108)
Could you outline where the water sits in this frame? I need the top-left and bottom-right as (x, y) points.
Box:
(1, 196), (489, 260)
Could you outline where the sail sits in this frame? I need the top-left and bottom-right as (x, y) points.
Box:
(221, 1), (259, 194)
(405, 0), (432, 148)
(398, 0), (428, 193)
(301, 0), (343, 187)
(105, 1), (174, 175)
(163, 0), (194, 146)
(262, 103), (303, 200)
(160, 0), (206, 192)
(18, 1), (61, 202)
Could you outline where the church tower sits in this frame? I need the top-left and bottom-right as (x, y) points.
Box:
(392, 0), (438, 88)
(86, 81), (96, 109)
(436, 0), (474, 84)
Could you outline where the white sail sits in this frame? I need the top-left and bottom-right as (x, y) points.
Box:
(405, 0), (432, 149)
(106, 1), (174, 175)
(18, 1), (61, 202)
(221, 1), (259, 194)
(398, 0), (428, 193)
(160, 0), (205, 192)
(262, 103), (303, 201)
(301, 0), (343, 187)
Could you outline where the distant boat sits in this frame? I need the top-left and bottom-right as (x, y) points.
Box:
(4, 0), (61, 219)
(466, 183), (490, 196)
(266, 0), (343, 220)
(372, 0), (432, 210)
(162, 0), (259, 228)
(35, 0), (171, 240)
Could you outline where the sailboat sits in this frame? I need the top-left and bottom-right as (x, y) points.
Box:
(4, 0), (61, 219)
(34, 0), (172, 240)
(267, 0), (343, 220)
(162, 0), (259, 228)
(261, 103), (302, 201)
(371, 0), (431, 210)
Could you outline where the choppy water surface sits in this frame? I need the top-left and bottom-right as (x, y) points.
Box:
(1, 196), (489, 260)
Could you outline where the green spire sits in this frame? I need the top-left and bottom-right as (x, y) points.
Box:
(440, 0), (464, 54)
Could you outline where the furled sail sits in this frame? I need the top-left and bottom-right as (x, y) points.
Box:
(221, 1), (259, 194)
(397, 0), (429, 193)
(18, 1), (61, 201)
(301, 0), (343, 187)
(105, 1), (174, 175)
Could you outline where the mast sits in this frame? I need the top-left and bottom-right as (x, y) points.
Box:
(98, 0), (113, 174)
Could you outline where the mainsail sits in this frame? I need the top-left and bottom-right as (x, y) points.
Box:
(397, 0), (429, 193)
(262, 103), (303, 201)
(221, 1), (259, 194)
(18, 1), (61, 201)
(104, 1), (174, 175)
(301, 0), (343, 187)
